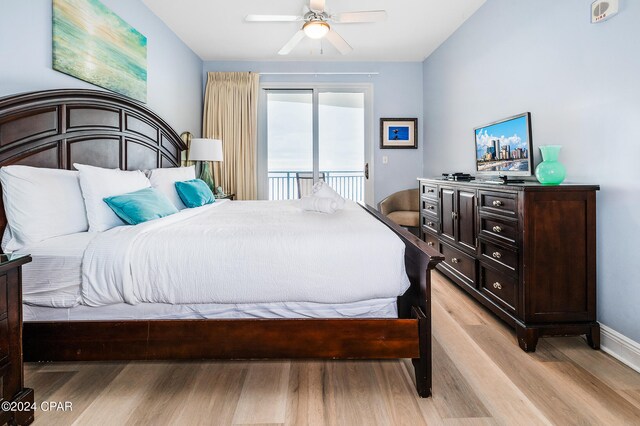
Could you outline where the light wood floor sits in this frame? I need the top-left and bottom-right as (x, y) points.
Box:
(25, 271), (640, 425)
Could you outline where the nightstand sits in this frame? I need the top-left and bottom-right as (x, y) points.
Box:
(0, 253), (34, 426)
(215, 193), (235, 200)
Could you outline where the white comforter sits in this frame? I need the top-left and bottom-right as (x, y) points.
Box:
(81, 199), (410, 306)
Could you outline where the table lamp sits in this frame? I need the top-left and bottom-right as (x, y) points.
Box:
(188, 138), (223, 191)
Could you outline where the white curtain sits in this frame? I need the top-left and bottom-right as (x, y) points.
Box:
(202, 72), (260, 200)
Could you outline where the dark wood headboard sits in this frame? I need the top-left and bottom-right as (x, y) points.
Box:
(0, 88), (187, 235)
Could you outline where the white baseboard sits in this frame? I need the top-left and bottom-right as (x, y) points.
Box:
(599, 324), (640, 374)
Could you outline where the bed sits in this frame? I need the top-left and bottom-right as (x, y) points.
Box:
(0, 89), (443, 397)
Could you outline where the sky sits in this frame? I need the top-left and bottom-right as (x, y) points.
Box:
(475, 114), (530, 159)
(267, 92), (364, 172)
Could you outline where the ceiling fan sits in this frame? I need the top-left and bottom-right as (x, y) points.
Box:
(245, 0), (387, 55)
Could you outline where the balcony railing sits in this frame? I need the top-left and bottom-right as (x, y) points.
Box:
(269, 171), (365, 202)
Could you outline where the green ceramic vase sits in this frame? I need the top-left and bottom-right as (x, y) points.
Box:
(535, 145), (566, 185)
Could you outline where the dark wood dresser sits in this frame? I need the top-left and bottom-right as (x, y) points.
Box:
(418, 178), (599, 352)
(0, 254), (33, 426)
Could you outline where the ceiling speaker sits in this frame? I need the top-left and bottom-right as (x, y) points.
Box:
(591, 0), (619, 23)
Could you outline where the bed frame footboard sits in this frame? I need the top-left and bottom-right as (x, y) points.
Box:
(24, 318), (420, 360)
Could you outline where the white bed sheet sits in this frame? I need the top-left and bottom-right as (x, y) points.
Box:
(17, 232), (96, 308)
(16, 199), (409, 320)
(82, 199), (411, 306)
(23, 297), (398, 321)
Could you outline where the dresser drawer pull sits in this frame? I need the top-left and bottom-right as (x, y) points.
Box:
(427, 241), (434, 247)
(492, 282), (502, 290)
(492, 200), (504, 207)
(427, 188), (435, 193)
(427, 221), (435, 227)
(492, 225), (502, 233)
(451, 258), (459, 264)
(492, 251), (502, 259)
(427, 205), (435, 210)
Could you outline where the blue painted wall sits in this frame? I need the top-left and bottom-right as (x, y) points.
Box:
(203, 61), (424, 205)
(423, 0), (640, 342)
(0, 0), (203, 136)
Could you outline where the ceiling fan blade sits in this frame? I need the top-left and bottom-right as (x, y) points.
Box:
(245, 14), (302, 22)
(310, 0), (326, 13)
(325, 30), (352, 55)
(278, 30), (306, 55)
(332, 10), (387, 23)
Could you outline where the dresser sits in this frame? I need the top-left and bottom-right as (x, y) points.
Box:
(0, 254), (33, 426)
(419, 178), (599, 352)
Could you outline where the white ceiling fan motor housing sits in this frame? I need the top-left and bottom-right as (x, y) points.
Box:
(591, 0), (619, 23)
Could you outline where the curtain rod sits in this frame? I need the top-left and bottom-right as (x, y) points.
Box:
(259, 72), (379, 76)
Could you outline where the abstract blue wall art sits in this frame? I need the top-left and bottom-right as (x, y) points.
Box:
(53, 0), (147, 102)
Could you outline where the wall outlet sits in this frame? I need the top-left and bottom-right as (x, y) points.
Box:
(382, 156), (389, 164)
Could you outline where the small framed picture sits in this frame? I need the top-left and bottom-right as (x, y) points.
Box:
(380, 118), (418, 149)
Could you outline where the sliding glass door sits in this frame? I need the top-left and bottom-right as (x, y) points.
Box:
(266, 90), (313, 200)
(319, 91), (365, 202)
(262, 85), (371, 204)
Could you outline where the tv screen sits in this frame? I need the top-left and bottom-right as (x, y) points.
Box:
(475, 112), (533, 177)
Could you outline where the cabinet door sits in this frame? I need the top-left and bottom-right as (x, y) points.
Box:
(457, 189), (477, 251)
(440, 187), (456, 243)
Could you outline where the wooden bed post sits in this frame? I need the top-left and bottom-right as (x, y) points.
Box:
(413, 307), (432, 397)
(361, 204), (444, 397)
(406, 241), (440, 397)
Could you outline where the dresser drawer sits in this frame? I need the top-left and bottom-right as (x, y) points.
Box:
(422, 231), (439, 250)
(421, 216), (439, 233)
(421, 198), (439, 218)
(440, 242), (476, 286)
(480, 239), (518, 276)
(479, 215), (518, 246)
(480, 264), (517, 313)
(421, 183), (438, 200)
(479, 191), (517, 217)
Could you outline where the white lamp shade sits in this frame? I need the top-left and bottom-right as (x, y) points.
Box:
(303, 21), (330, 39)
(188, 138), (223, 162)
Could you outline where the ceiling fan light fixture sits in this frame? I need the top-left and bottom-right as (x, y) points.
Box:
(303, 20), (330, 39)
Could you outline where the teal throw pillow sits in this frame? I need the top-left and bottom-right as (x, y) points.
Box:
(175, 179), (215, 208)
(103, 187), (178, 225)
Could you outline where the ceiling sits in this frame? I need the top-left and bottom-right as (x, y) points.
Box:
(142, 0), (486, 62)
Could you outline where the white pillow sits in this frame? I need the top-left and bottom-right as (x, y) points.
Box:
(148, 166), (196, 210)
(74, 163), (150, 232)
(0, 165), (89, 251)
(1, 226), (13, 252)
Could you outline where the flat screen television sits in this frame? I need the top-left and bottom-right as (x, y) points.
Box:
(474, 112), (533, 178)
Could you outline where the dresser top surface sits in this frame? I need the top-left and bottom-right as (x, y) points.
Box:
(418, 178), (600, 191)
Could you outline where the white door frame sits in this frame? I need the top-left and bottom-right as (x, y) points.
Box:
(258, 82), (374, 205)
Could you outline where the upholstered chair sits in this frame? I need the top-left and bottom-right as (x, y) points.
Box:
(296, 172), (326, 198)
(378, 189), (420, 235)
